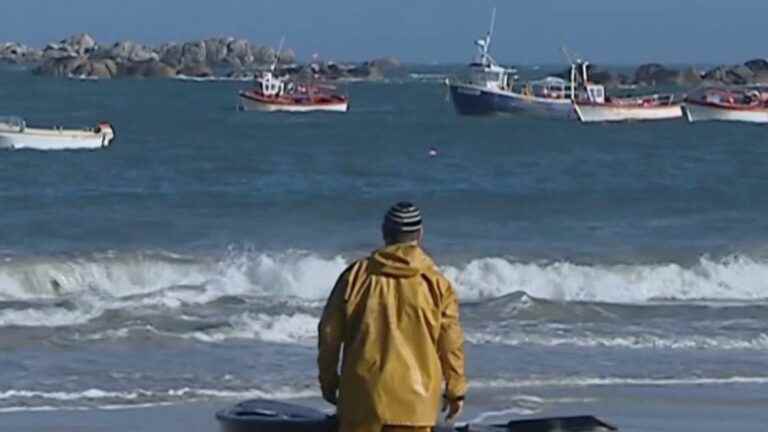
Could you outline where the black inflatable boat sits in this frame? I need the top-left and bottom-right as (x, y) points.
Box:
(216, 399), (618, 432)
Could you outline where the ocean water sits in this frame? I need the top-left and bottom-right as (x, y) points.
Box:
(0, 66), (767, 431)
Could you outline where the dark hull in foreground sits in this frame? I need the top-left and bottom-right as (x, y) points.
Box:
(216, 399), (618, 432)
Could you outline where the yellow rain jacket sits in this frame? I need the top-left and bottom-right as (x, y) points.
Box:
(318, 242), (467, 429)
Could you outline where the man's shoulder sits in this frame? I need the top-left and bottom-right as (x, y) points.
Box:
(339, 257), (371, 281)
(414, 253), (454, 292)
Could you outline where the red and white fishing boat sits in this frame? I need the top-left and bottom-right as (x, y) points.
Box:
(238, 71), (349, 113)
(571, 62), (682, 123)
(684, 88), (768, 123)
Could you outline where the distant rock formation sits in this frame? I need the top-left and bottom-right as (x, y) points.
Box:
(634, 63), (679, 86)
(1, 33), (403, 81)
(632, 59), (768, 87)
(0, 42), (42, 63)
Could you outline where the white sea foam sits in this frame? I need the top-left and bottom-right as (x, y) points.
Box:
(465, 331), (768, 351)
(1, 251), (767, 329)
(0, 386), (318, 405)
(471, 375), (768, 389)
(186, 312), (319, 344)
(74, 310), (768, 352)
(464, 395), (597, 424)
(0, 305), (102, 327)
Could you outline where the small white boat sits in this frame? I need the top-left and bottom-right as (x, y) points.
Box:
(684, 88), (768, 123)
(0, 117), (115, 150)
(575, 94), (683, 123)
(572, 63), (683, 123)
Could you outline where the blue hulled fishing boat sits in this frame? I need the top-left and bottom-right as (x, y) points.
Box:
(446, 11), (576, 119)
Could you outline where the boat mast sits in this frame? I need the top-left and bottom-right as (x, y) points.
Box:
(271, 36), (286, 73)
(476, 7), (496, 67)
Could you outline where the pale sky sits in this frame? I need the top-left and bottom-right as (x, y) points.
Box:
(2, 0), (766, 64)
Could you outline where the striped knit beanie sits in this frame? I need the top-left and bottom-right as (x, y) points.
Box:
(384, 202), (422, 232)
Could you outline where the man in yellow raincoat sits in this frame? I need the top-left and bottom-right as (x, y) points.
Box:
(318, 202), (467, 432)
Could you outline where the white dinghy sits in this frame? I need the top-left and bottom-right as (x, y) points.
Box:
(0, 117), (115, 150)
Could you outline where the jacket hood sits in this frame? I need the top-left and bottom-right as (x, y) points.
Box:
(369, 243), (435, 278)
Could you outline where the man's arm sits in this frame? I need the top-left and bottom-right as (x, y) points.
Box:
(317, 269), (349, 405)
(437, 282), (467, 402)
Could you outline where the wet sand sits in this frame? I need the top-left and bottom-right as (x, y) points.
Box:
(4, 383), (767, 432)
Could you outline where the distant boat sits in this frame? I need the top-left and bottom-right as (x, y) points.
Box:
(684, 87), (768, 123)
(571, 61), (683, 123)
(0, 116), (115, 150)
(445, 10), (577, 119)
(237, 37), (349, 113)
(238, 72), (349, 113)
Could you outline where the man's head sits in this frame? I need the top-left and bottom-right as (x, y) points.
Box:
(382, 201), (423, 245)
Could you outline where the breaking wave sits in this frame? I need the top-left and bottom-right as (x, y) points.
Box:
(1, 250), (767, 329)
(1, 250), (766, 302)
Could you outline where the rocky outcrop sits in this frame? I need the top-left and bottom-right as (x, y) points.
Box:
(745, 58), (768, 73)
(634, 63), (680, 86)
(178, 64), (214, 78)
(63, 33), (97, 56)
(703, 65), (752, 86)
(0, 42), (42, 63)
(628, 61), (768, 87)
(744, 59), (768, 84)
(10, 32), (402, 81)
(678, 67), (702, 86)
(109, 40), (158, 63)
(119, 59), (176, 78)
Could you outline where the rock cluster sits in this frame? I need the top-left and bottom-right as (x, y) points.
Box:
(0, 33), (403, 81)
(633, 60), (768, 87)
(282, 56), (406, 82)
(0, 42), (42, 64)
(553, 59), (768, 88)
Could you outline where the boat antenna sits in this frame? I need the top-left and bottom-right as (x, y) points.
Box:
(271, 36), (286, 73)
(488, 7), (496, 48)
(474, 7), (497, 66)
(562, 45), (584, 100)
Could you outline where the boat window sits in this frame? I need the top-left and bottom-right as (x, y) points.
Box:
(469, 70), (501, 83)
(587, 85), (605, 103)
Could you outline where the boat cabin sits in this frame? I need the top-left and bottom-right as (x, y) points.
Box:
(258, 72), (285, 97)
(464, 63), (515, 91)
(529, 77), (570, 99)
(460, 23), (518, 91)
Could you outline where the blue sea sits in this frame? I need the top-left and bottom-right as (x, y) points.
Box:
(0, 66), (767, 431)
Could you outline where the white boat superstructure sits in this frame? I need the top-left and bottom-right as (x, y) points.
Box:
(0, 117), (115, 150)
